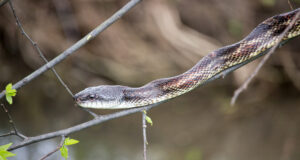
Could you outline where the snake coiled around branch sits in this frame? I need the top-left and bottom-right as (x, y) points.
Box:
(75, 9), (300, 109)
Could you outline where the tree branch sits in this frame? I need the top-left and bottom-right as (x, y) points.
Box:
(0, 0), (9, 7)
(39, 135), (65, 160)
(77, 105), (99, 118)
(8, 104), (157, 151)
(0, 0), (142, 99)
(142, 110), (148, 160)
(0, 104), (27, 140)
(287, 0), (294, 10)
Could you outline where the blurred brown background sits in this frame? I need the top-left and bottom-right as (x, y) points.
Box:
(1, 0), (300, 159)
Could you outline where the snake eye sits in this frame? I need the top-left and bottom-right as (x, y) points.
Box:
(89, 94), (96, 99)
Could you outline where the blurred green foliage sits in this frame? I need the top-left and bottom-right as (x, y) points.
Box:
(292, 0), (300, 4)
(227, 19), (243, 38)
(184, 148), (202, 160)
(260, 0), (277, 7)
(0, 143), (16, 160)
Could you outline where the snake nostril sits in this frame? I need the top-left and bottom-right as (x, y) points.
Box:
(73, 96), (81, 102)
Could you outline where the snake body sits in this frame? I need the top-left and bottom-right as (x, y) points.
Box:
(75, 9), (300, 109)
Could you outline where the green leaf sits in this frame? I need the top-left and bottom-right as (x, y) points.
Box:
(5, 83), (17, 105)
(145, 116), (153, 126)
(6, 89), (16, 96)
(5, 83), (12, 92)
(0, 151), (16, 158)
(60, 145), (68, 159)
(5, 84), (16, 95)
(59, 138), (79, 159)
(7, 91), (16, 96)
(64, 138), (79, 146)
(0, 155), (7, 160)
(5, 96), (12, 105)
(0, 143), (16, 160)
(0, 143), (12, 151)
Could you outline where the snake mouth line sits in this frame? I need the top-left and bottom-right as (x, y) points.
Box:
(77, 101), (109, 109)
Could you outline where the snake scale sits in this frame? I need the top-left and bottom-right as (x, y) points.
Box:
(75, 9), (300, 109)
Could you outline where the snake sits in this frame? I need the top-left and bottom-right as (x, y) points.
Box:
(74, 8), (300, 109)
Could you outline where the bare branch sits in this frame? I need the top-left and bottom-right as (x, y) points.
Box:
(231, 11), (300, 105)
(7, 0), (74, 97)
(77, 104), (99, 118)
(8, 104), (157, 151)
(0, 0), (142, 99)
(0, 104), (27, 140)
(0, 132), (14, 138)
(287, 0), (294, 10)
(0, 0), (9, 7)
(39, 135), (65, 160)
(142, 110), (148, 160)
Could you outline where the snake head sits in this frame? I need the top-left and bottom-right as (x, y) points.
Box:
(74, 85), (126, 109)
(267, 8), (300, 38)
(247, 8), (300, 41)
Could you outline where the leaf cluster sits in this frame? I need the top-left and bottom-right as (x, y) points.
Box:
(60, 138), (79, 159)
(5, 83), (17, 105)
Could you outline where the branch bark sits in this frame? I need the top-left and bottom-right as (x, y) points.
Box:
(8, 104), (157, 151)
(142, 111), (148, 160)
(0, 104), (27, 140)
(39, 135), (65, 160)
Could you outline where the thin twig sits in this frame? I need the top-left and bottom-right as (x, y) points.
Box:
(8, 0), (74, 97)
(39, 135), (65, 160)
(0, 0), (9, 7)
(0, 132), (14, 137)
(142, 110), (148, 160)
(0, 104), (27, 139)
(77, 104), (99, 118)
(231, 11), (300, 105)
(287, 0), (294, 10)
(8, 104), (157, 151)
(0, 0), (143, 100)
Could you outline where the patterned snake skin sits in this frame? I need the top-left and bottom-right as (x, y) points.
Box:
(75, 9), (300, 109)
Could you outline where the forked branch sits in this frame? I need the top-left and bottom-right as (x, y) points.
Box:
(0, 104), (27, 140)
